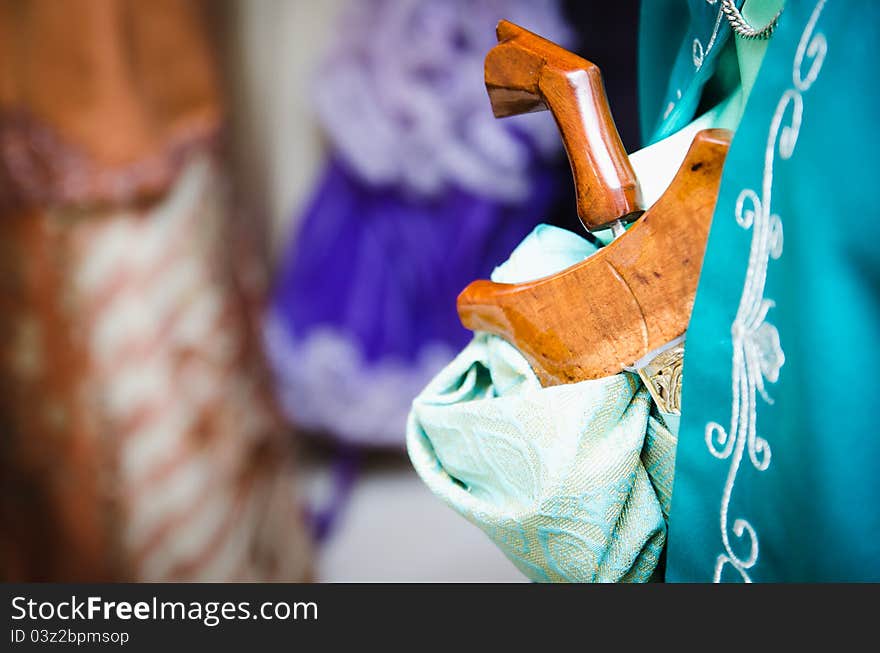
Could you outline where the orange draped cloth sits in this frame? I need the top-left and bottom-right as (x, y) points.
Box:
(0, 0), (311, 581)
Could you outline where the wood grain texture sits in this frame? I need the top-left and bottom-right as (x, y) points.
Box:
(485, 20), (642, 230)
(458, 128), (731, 385)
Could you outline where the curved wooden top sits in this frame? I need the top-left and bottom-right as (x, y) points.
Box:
(485, 20), (642, 231)
(458, 128), (731, 385)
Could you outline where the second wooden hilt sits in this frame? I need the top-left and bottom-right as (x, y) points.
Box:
(485, 20), (643, 231)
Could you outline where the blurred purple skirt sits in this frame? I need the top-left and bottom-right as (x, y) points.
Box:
(264, 157), (555, 447)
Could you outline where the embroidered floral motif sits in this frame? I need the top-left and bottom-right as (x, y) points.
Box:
(705, 0), (827, 582)
(693, 1), (725, 71)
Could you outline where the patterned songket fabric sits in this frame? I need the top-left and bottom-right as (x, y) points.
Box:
(408, 226), (678, 582)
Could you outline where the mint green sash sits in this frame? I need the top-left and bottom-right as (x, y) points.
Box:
(407, 226), (677, 582)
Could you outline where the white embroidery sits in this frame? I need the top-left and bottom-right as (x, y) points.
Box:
(705, 0), (826, 583)
(692, 38), (706, 68)
(663, 90), (682, 120)
(693, 5), (726, 70)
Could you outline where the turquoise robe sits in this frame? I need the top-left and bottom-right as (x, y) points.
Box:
(641, 0), (880, 581)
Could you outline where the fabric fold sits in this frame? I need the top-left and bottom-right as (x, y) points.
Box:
(407, 225), (678, 582)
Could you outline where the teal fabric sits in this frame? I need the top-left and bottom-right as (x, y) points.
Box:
(407, 226), (678, 582)
(656, 1), (880, 581)
(410, 0), (880, 583)
(639, 0), (744, 143)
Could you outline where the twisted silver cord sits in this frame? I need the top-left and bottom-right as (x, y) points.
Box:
(721, 0), (782, 40)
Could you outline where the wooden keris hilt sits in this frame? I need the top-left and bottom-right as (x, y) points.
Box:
(485, 20), (643, 231)
(458, 129), (731, 385)
(458, 21), (732, 385)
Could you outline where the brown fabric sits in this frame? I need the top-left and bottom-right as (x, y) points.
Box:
(0, 0), (221, 209)
(0, 1), (312, 581)
(0, 211), (124, 581)
(0, 158), (313, 583)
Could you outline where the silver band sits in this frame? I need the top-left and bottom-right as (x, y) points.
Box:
(721, 0), (782, 40)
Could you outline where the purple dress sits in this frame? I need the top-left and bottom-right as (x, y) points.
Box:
(264, 0), (572, 447)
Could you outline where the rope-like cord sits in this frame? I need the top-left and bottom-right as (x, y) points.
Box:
(721, 0), (782, 40)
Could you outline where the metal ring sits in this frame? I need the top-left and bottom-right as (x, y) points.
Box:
(721, 0), (782, 40)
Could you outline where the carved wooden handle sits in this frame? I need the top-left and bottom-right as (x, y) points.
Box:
(458, 129), (732, 384)
(485, 20), (642, 231)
